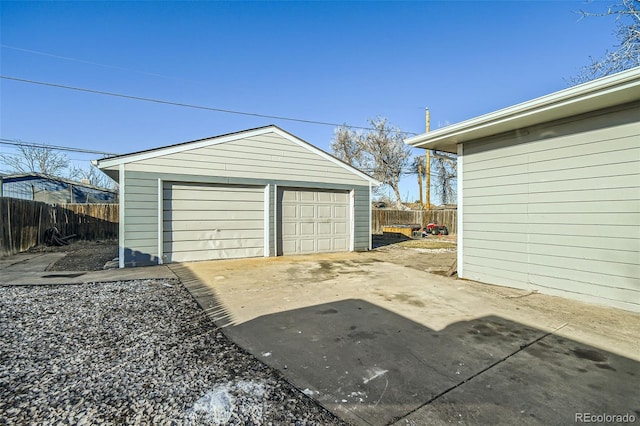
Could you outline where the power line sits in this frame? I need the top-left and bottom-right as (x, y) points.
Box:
(0, 44), (206, 84)
(0, 75), (419, 135)
(0, 139), (118, 156)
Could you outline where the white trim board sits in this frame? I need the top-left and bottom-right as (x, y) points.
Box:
(118, 164), (125, 269)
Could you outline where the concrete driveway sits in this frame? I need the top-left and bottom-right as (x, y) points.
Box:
(171, 247), (640, 425)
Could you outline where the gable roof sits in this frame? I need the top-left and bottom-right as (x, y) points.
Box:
(405, 66), (640, 153)
(93, 125), (380, 185)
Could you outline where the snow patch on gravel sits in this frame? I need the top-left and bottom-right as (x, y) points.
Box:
(187, 385), (234, 424)
(186, 380), (267, 424)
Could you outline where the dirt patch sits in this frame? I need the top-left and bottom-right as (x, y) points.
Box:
(28, 240), (118, 271)
(373, 233), (456, 249)
(370, 240), (457, 275)
(395, 239), (456, 249)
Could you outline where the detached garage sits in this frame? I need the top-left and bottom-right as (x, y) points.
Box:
(95, 125), (379, 267)
(406, 67), (640, 312)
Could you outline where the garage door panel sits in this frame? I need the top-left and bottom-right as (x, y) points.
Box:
(334, 223), (347, 234)
(164, 190), (263, 203)
(166, 219), (264, 232)
(318, 206), (332, 218)
(163, 183), (264, 262)
(300, 192), (316, 202)
(164, 210), (263, 222)
(334, 206), (347, 218)
(164, 237), (264, 253)
(282, 240), (297, 253)
(318, 192), (333, 202)
(164, 228), (264, 241)
(333, 193), (349, 203)
(317, 238), (332, 251)
(300, 205), (315, 218)
(167, 199), (263, 211)
(279, 188), (350, 255)
(300, 239), (315, 252)
(333, 238), (348, 250)
(300, 222), (315, 235)
(166, 247), (264, 262)
(317, 222), (332, 235)
(282, 222), (298, 236)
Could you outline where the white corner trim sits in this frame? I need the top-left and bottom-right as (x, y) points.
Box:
(273, 184), (279, 256)
(118, 164), (125, 269)
(368, 183), (373, 250)
(456, 143), (463, 278)
(157, 179), (163, 265)
(264, 185), (270, 257)
(350, 189), (355, 251)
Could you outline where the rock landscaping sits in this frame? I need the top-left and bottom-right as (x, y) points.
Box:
(0, 279), (345, 425)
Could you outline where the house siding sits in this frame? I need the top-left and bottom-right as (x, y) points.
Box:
(461, 101), (640, 312)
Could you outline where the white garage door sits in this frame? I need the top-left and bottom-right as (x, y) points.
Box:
(278, 188), (350, 255)
(163, 183), (264, 262)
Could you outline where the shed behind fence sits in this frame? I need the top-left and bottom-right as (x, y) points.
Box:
(0, 197), (119, 256)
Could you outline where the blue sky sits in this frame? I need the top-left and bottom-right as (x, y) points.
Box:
(0, 1), (617, 202)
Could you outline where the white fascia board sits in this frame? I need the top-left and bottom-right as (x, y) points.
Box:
(405, 66), (640, 152)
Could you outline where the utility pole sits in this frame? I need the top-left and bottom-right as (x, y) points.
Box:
(425, 107), (431, 211)
(417, 161), (423, 206)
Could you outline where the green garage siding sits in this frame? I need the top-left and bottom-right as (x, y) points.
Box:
(461, 102), (640, 312)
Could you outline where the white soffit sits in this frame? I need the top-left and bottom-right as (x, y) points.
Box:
(405, 67), (640, 153)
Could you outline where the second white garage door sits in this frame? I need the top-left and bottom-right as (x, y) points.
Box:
(163, 182), (264, 262)
(278, 188), (351, 255)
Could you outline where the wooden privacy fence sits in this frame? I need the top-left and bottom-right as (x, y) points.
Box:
(0, 197), (119, 256)
(372, 208), (457, 235)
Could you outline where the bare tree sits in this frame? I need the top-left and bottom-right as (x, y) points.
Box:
(69, 164), (117, 190)
(0, 143), (69, 176)
(0, 142), (117, 190)
(572, 0), (640, 84)
(431, 151), (457, 205)
(331, 117), (412, 209)
(330, 126), (364, 165)
(410, 155), (426, 206)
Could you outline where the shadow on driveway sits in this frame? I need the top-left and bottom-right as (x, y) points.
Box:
(172, 259), (639, 425)
(225, 299), (639, 425)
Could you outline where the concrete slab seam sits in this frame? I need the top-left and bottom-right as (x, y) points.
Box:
(391, 322), (569, 424)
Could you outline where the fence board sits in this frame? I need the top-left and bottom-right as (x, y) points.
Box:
(372, 208), (457, 235)
(0, 197), (119, 256)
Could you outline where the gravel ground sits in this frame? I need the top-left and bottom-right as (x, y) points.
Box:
(27, 240), (119, 271)
(0, 279), (345, 425)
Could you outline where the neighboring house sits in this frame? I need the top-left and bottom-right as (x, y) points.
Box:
(406, 67), (640, 313)
(0, 173), (117, 204)
(94, 125), (380, 268)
